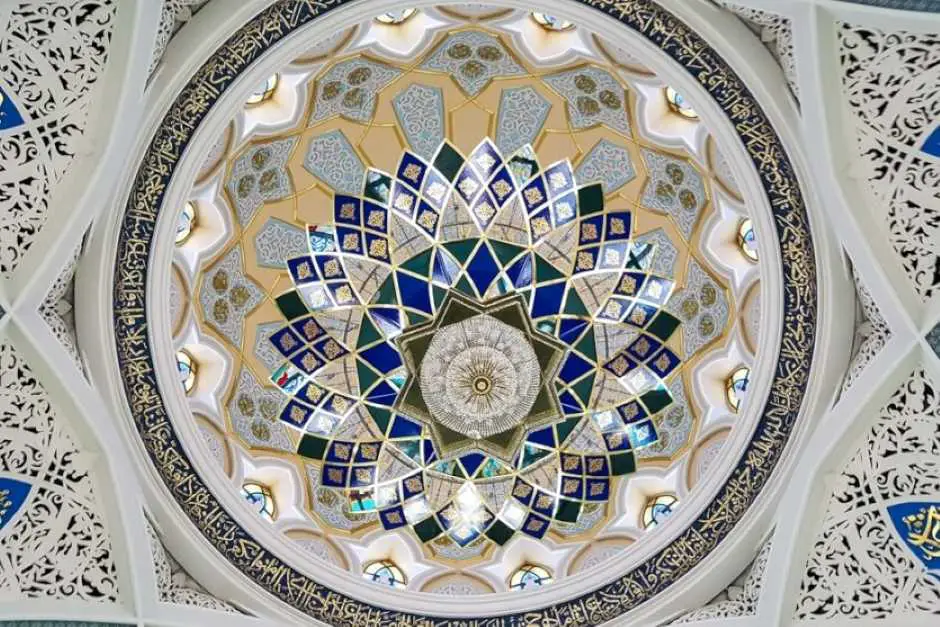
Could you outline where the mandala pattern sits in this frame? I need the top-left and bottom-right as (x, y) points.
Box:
(267, 138), (684, 550)
(113, 0), (818, 621)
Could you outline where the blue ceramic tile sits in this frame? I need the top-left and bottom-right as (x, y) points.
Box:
(531, 282), (566, 318)
(366, 380), (399, 406)
(396, 271), (433, 314)
(334, 196), (361, 225)
(360, 342), (403, 374)
(466, 244), (500, 295)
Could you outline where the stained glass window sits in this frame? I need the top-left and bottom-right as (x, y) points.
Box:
(531, 12), (574, 31)
(737, 219), (757, 262)
(375, 9), (417, 24)
(176, 350), (196, 394)
(362, 559), (407, 588)
(509, 563), (553, 590)
(176, 201), (196, 245)
(642, 493), (678, 529)
(241, 481), (276, 521)
(246, 74), (279, 105)
(725, 367), (750, 412)
(664, 86), (698, 119)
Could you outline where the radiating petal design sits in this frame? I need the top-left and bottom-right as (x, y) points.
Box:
(267, 138), (685, 550)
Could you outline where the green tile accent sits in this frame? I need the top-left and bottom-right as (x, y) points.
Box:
(609, 451), (636, 476)
(297, 434), (329, 460)
(485, 519), (515, 545)
(571, 373), (595, 405)
(564, 288), (590, 316)
(555, 499), (582, 522)
(366, 405), (392, 434)
(455, 275), (475, 297)
(648, 311), (680, 341)
(357, 315), (382, 348)
(414, 515), (443, 542)
(356, 359), (379, 393)
(433, 142), (465, 181)
(575, 328), (596, 361)
(577, 183), (604, 216)
(444, 238), (478, 264)
(373, 276), (398, 306)
(275, 290), (308, 320)
(491, 240), (526, 266)
(641, 386), (672, 414)
(535, 254), (565, 282)
(554, 416), (581, 445)
(406, 311), (430, 326)
(433, 284), (448, 309)
(401, 249), (432, 276)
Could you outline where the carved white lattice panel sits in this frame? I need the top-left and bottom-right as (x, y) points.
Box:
(0, 1), (116, 278)
(38, 242), (83, 374)
(150, 0), (210, 74)
(841, 265), (893, 395)
(670, 537), (773, 622)
(0, 340), (119, 601)
(145, 520), (239, 613)
(715, 2), (798, 98)
(839, 24), (940, 301)
(795, 367), (940, 619)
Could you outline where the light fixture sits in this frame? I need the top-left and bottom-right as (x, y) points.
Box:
(509, 563), (553, 590)
(642, 494), (678, 529)
(175, 201), (196, 245)
(241, 481), (277, 522)
(664, 86), (698, 119)
(375, 9), (417, 25)
(246, 74), (279, 106)
(363, 559), (407, 588)
(725, 366), (751, 412)
(737, 218), (758, 262)
(531, 12), (574, 31)
(176, 349), (196, 394)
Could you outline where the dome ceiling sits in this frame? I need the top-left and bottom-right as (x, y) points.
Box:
(111, 1), (817, 622)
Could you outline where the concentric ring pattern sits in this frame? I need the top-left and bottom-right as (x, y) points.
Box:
(113, 1), (816, 623)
